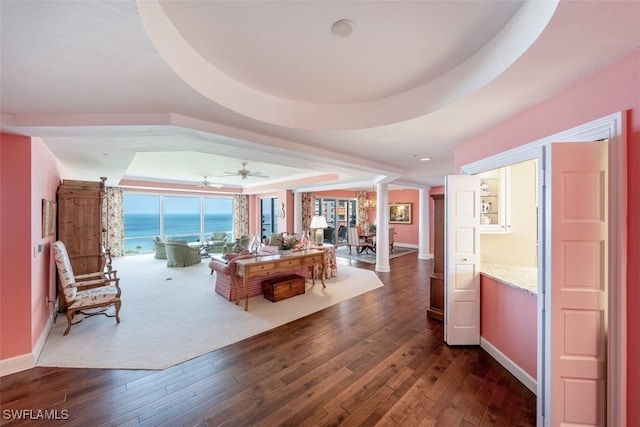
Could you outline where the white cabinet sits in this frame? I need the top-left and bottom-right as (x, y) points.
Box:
(478, 167), (511, 233)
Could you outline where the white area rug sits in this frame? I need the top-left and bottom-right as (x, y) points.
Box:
(37, 254), (383, 370)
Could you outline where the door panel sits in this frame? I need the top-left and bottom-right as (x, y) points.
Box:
(444, 175), (481, 345)
(548, 142), (607, 426)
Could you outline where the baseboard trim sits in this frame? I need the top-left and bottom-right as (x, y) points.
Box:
(418, 252), (433, 260)
(0, 311), (55, 377)
(480, 337), (536, 394)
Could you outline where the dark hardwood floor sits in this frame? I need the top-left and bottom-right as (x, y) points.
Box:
(1, 253), (535, 426)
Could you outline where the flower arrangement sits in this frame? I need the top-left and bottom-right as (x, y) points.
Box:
(278, 233), (300, 250)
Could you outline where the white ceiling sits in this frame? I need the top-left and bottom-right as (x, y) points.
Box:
(1, 0), (639, 193)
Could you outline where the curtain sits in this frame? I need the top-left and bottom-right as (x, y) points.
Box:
(232, 194), (249, 238)
(103, 186), (124, 257)
(356, 191), (367, 227)
(301, 192), (315, 233)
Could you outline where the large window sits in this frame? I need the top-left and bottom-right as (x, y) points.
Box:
(260, 197), (278, 241)
(315, 197), (356, 245)
(123, 193), (232, 254)
(164, 196), (200, 242)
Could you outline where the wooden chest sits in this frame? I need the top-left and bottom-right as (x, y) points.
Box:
(263, 274), (306, 302)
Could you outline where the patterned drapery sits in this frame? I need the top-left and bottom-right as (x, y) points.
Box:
(301, 192), (315, 233)
(356, 191), (367, 227)
(103, 186), (124, 257)
(232, 194), (249, 238)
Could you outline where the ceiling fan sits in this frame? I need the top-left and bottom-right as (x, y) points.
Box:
(222, 162), (269, 180)
(197, 176), (222, 188)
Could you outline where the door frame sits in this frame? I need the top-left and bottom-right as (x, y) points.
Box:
(460, 111), (626, 426)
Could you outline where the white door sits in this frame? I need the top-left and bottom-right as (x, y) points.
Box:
(546, 142), (608, 426)
(444, 175), (481, 345)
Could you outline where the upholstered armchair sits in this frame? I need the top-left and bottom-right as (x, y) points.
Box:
(205, 232), (228, 253)
(153, 235), (167, 259)
(52, 240), (121, 335)
(165, 240), (202, 267)
(347, 227), (371, 255)
(222, 234), (251, 254)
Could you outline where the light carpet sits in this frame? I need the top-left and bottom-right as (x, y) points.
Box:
(334, 246), (417, 264)
(36, 254), (383, 370)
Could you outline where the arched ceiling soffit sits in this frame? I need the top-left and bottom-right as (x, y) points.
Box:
(137, 0), (557, 130)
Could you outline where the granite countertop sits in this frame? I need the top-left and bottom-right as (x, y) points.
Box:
(480, 263), (538, 295)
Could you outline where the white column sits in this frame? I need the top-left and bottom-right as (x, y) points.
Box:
(375, 183), (390, 272)
(418, 188), (432, 259)
(294, 191), (302, 234)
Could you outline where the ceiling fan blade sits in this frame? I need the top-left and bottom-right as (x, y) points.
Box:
(197, 176), (223, 188)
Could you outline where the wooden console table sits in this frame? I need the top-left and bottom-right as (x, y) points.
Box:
(234, 250), (326, 311)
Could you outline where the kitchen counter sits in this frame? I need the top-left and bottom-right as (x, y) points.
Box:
(480, 263), (538, 295)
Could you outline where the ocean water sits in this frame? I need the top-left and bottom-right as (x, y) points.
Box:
(124, 213), (232, 254)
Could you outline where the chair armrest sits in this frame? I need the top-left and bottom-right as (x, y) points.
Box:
(76, 270), (118, 281)
(75, 275), (120, 295)
(209, 260), (231, 275)
(106, 276), (121, 297)
(75, 271), (106, 280)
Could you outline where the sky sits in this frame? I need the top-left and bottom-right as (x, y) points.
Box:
(124, 194), (232, 214)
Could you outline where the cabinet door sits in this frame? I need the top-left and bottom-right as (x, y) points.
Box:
(479, 167), (510, 233)
(57, 181), (105, 274)
(444, 175), (481, 345)
(547, 142), (607, 426)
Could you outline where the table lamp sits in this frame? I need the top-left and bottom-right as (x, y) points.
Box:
(310, 215), (328, 246)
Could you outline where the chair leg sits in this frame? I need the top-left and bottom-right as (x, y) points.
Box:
(64, 309), (76, 335)
(114, 300), (121, 324)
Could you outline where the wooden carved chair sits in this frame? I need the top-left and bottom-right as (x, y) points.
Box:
(52, 240), (121, 335)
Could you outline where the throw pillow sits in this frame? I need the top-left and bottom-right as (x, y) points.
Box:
(269, 232), (284, 247)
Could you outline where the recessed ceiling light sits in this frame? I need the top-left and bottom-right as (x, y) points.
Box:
(332, 19), (354, 37)
(420, 157), (431, 161)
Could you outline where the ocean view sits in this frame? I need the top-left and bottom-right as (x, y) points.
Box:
(124, 213), (232, 254)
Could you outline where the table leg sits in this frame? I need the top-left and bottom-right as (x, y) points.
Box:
(243, 275), (249, 311)
(320, 259), (326, 288)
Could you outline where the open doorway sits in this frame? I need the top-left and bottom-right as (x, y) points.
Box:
(458, 112), (625, 425)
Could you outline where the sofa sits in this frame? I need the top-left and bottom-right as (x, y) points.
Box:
(153, 235), (167, 259)
(209, 253), (307, 301)
(205, 232), (228, 253)
(165, 240), (202, 267)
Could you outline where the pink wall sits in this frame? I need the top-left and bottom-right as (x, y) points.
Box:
(318, 188), (421, 246)
(1, 134), (65, 362)
(454, 52), (640, 423)
(480, 275), (537, 379)
(387, 188), (419, 246)
(1, 134), (33, 359)
(30, 138), (64, 346)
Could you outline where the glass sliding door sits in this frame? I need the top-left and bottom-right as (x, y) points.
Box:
(315, 197), (356, 245)
(204, 197), (233, 241)
(336, 199), (356, 244)
(261, 197), (278, 241)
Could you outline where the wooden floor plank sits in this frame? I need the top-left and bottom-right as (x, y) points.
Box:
(0, 254), (536, 426)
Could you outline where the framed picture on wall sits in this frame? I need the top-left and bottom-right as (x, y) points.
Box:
(41, 199), (56, 237)
(389, 203), (412, 224)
